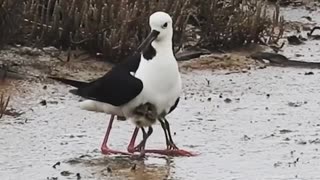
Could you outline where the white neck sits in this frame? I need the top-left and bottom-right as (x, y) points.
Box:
(152, 39), (173, 56)
(151, 29), (174, 56)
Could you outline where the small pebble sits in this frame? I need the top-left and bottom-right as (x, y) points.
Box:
(76, 173), (81, 180)
(304, 71), (314, 75)
(283, 137), (291, 141)
(241, 135), (251, 141)
(279, 129), (293, 134)
(288, 102), (303, 107)
(302, 16), (312, 21)
(52, 162), (60, 169)
(224, 98), (232, 103)
(60, 171), (73, 176)
(296, 140), (307, 145)
(47, 177), (58, 180)
(40, 100), (47, 106)
(107, 167), (112, 173)
(130, 164), (137, 171)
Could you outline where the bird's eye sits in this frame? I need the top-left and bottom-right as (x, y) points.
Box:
(161, 22), (168, 29)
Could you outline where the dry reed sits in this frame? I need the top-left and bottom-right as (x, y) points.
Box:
(0, 93), (10, 119)
(0, 0), (283, 61)
(196, 0), (284, 50)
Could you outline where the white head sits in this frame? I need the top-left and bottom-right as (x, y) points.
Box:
(149, 12), (173, 41)
(137, 11), (173, 52)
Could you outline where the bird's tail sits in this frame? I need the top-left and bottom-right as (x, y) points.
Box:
(48, 76), (88, 89)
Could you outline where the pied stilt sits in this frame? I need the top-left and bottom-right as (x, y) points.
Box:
(50, 11), (194, 157)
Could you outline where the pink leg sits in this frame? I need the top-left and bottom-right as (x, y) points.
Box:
(143, 149), (198, 157)
(139, 118), (197, 157)
(127, 127), (139, 153)
(128, 126), (195, 157)
(101, 115), (132, 155)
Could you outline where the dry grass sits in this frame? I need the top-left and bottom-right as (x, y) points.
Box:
(0, 0), (23, 47)
(0, 0), (283, 62)
(195, 0), (284, 50)
(0, 93), (10, 119)
(22, 0), (191, 62)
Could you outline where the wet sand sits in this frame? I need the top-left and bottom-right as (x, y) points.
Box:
(2, 65), (320, 179)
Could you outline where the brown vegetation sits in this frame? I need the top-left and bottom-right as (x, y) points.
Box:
(196, 0), (284, 49)
(0, 0), (284, 62)
(0, 0), (23, 47)
(0, 93), (10, 119)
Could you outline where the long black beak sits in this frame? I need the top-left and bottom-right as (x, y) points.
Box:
(137, 30), (160, 52)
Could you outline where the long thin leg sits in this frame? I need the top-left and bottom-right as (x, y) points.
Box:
(101, 115), (131, 155)
(127, 127), (139, 153)
(164, 117), (178, 150)
(142, 117), (196, 157)
(136, 127), (148, 157)
(159, 118), (170, 148)
(133, 127), (153, 152)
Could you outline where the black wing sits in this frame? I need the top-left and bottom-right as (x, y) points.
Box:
(51, 53), (143, 106)
(76, 68), (142, 106)
(118, 53), (141, 72)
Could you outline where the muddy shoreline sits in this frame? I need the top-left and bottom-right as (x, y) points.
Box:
(2, 4), (320, 180)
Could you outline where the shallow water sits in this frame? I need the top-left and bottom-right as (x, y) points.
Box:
(2, 65), (320, 180)
(2, 5), (320, 180)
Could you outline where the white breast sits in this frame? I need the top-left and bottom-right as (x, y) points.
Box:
(123, 53), (181, 117)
